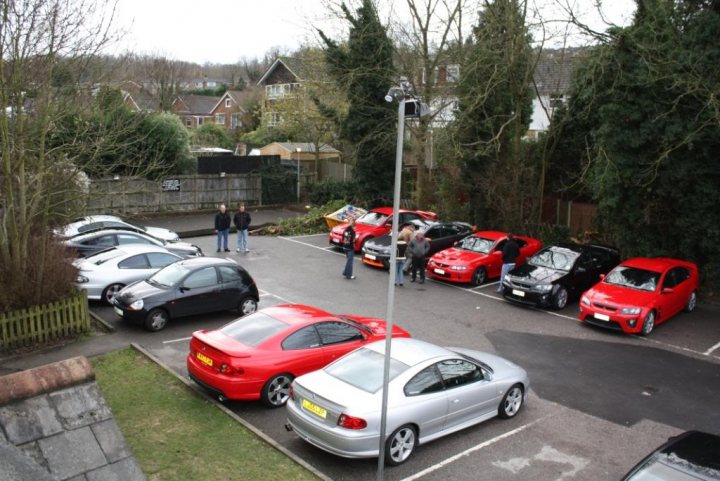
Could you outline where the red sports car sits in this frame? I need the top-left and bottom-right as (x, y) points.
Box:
(578, 257), (699, 335)
(328, 207), (438, 252)
(186, 304), (411, 407)
(426, 231), (542, 286)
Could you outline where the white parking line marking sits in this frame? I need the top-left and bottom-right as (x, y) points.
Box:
(472, 281), (499, 290)
(162, 336), (191, 344)
(400, 415), (551, 481)
(258, 289), (295, 304)
(704, 341), (720, 356)
(286, 233), (328, 239)
(280, 236), (346, 257)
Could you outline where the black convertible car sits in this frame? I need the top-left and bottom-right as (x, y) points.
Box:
(501, 243), (620, 309)
(361, 221), (474, 270)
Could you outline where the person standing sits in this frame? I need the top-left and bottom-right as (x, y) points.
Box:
(395, 235), (407, 287)
(398, 223), (415, 273)
(214, 204), (231, 253)
(498, 233), (520, 291)
(408, 231), (430, 284)
(233, 203), (252, 253)
(342, 219), (356, 280)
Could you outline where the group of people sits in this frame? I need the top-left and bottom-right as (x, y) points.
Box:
(214, 203), (252, 253)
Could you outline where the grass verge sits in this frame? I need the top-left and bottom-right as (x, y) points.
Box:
(93, 347), (319, 481)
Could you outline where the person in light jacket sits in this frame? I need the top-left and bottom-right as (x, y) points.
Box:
(408, 231), (430, 284)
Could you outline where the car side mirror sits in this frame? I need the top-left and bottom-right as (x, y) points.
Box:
(599, 274), (606, 280)
(179, 286), (191, 292)
(662, 287), (674, 294)
(453, 241), (459, 246)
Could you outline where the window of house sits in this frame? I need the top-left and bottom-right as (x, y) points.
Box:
(225, 98), (231, 108)
(266, 112), (281, 127)
(197, 117), (204, 126)
(446, 64), (460, 82)
(231, 113), (241, 129)
(215, 113), (225, 125)
(549, 94), (565, 109)
(184, 118), (192, 128)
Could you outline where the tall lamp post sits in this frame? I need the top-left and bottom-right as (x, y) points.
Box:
(376, 83), (424, 480)
(295, 147), (301, 202)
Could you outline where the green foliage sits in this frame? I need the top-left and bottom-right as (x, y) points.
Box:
(239, 125), (285, 146)
(266, 200), (348, 236)
(306, 180), (358, 205)
(319, 0), (396, 207)
(192, 123), (234, 150)
(564, 0), (720, 291)
(186, 84), (228, 96)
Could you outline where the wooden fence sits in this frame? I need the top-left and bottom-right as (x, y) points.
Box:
(0, 290), (90, 351)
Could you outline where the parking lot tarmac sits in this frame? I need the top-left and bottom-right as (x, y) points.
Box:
(89, 233), (720, 480)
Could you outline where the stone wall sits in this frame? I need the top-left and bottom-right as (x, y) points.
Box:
(0, 357), (145, 481)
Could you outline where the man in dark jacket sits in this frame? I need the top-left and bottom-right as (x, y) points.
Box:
(214, 204), (231, 253)
(498, 234), (520, 291)
(342, 219), (356, 279)
(408, 231), (430, 283)
(233, 203), (252, 253)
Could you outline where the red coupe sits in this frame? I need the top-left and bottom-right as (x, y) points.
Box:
(328, 207), (438, 252)
(187, 304), (411, 407)
(426, 231), (542, 285)
(579, 257), (699, 335)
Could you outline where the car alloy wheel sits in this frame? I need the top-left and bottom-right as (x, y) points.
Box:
(144, 308), (169, 332)
(471, 267), (487, 286)
(553, 287), (568, 310)
(102, 283), (125, 305)
(385, 424), (417, 466)
(499, 384), (524, 419)
(261, 373), (293, 408)
(640, 311), (655, 336)
(238, 296), (258, 316)
(685, 291), (697, 313)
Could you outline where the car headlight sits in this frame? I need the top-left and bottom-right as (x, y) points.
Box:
(129, 299), (144, 310)
(75, 275), (89, 283)
(450, 266), (468, 271)
(620, 306), (642, 315)
(536, 284), (553, 292)
(581, 296), (591, 306)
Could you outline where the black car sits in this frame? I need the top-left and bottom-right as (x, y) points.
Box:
(64, 229), (202, 258)
(621, 431), (720, 480)
(501, 243), (620, 309)
(361, 221), (474, 270)
(112, 257), (259, 331)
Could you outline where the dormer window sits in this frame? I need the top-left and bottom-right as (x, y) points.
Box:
(225, 98), (231, 108)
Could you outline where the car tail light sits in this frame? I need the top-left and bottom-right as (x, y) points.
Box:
(219, 363), (243, 375)
(338, 413), (367, 430)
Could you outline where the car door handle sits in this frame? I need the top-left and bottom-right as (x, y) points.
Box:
(451, 398), (460, 404)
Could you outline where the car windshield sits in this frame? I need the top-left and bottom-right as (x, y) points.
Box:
(624, 456), (718, 481)
(457, 236), (494, 254)
(326, 347), (409, 393)
(604, 266), (660, 292)
(356, 211), (388, 226)
(219, 312), (288, 347)
(148, 261), (191, 288)
(529, 247), (579, 271)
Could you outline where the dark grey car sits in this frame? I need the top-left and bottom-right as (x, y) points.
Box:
(64, 229), (202, 258)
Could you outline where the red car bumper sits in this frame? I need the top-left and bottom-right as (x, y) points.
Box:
(426, 264), (473, 283)
(186, 353), (264, 401)
(578, 305), (646, 334)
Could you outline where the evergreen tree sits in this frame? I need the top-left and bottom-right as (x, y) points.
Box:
(318, 0), (396, 206)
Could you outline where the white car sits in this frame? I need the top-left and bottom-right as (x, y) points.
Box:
(74, 245), (182, 304)
(286, 338), (529, 466)
(56, 215), (180, 243)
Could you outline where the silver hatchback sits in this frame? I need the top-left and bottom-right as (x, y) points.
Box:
(286, 338), (529, 466)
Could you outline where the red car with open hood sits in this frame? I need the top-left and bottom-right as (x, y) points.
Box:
(187, 304), (411, 407)
(328, 207), (438, 252)
(579, 257), (699, 335)
(426, 231), (542, 286)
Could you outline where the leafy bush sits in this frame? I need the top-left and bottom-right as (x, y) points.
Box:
(306, 180), (358, 205)
(257, 200), (347, 236)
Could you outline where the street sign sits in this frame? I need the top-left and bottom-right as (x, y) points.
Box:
(161, 179), (181, 192)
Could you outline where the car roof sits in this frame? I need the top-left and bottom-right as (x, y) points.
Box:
(656, 431), (720, 472)
(365, 338), (452, 366)
(112, 244), (174, 255)
(621, 257), (691, 272)
(370, 207), (414, 216)
(473, 230), (507, 240)
(260, 304), (337, 327)
(69, 229), (154, 241)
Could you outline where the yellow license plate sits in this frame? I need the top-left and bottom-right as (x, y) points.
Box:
(302, 398), (327, 419)
(196, 352), (213, 367)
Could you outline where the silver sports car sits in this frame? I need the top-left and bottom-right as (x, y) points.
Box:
(285, 337), (529, 466)
(74, 245), (182, 304)
(56, 215), (181, 243)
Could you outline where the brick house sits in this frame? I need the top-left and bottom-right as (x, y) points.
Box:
(208, 90), (252, 131)
(171, 95), (220, 128)
(256, 57), (303, 127)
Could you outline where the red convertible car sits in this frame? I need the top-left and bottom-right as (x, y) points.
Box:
(579, 257), (699, 335)
(187, 304), (411, 407)
(426, 231), (542, 286)
(329, 207), (438, 252)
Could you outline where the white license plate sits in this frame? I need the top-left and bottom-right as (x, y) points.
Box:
(114, 307), (123, 317)
(434, 268), (445, 275)
(365, 254), (376, 260)
(594, 313), (610, 321)
(512, 289), (525, 297)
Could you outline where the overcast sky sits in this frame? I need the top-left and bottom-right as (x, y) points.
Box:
(111, 0), (636, 65)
